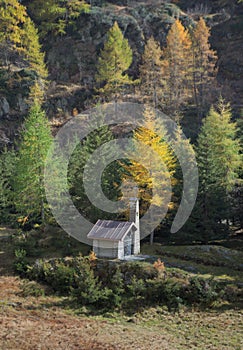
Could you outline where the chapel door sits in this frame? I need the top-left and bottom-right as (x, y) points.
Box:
(124, 232), (133, 256)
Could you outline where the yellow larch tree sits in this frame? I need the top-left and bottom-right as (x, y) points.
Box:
(162, 19), (193, 119)
(191, 17), (218, 121)
(122, 106), (176, 243)
(138, 36), (166, 108)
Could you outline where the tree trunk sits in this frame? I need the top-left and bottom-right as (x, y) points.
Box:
(150, 231), (154, 245)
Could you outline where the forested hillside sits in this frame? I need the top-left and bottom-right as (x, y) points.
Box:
(0, 0), (242, 244)
(0, 0), (242, 138)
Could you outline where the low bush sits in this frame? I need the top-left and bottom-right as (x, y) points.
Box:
(18, 256), (225, 312)
(184, 276), (220, 307)
(19, 280), (45, 297)
(13, 249), (28, 276)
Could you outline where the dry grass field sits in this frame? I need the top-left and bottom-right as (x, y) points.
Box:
(0, 227), (242, 350)
(0, 276), (242, 350)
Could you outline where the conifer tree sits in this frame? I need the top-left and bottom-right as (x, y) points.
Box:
(26, 0), (90, 37)
(138, 36), (165, 108)
(21, 17), (48, 78)
(161, 19), (193, 118)
(14, 103), (52, 225)
(196, 98), (241, 242)
(68, 110), (120, 222)
(95, 21), (134, 101)
(0, 0), (26, 48)
(0, 0), (47, 88)
(122, 106), (176, 243)
(0, 147), (16, 223)
(191, 17), (218, 121)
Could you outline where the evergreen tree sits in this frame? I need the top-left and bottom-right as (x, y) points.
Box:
(230, 116), (243, 230)
(95, 21), (135, 101)
(161, 19), (193, 119)
(195, 98), (241, 242)
(191, 18), (218, 122)
(138, 36), (165, 108)
(14, 103), (52, 225)
(68, 109), (121, 222)
(169, 126), (199, 244)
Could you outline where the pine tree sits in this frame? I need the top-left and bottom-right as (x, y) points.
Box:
(138, 36), (165, 108)
(122, 106), (176, 243)
(196, 98), (241, 242)
(14, 103), (52, 225)
(191, 17), (218, 121)
(161, 19), (193, 118)
(95, 21), (134, 101)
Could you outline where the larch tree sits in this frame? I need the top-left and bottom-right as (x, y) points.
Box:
(122, 106), (176, 244)
(0, 147), (16, 223)
(196, 98), (241, 243)
(21, 17), (48, 79)
(0, 0), (47, 99)
(161, 19), (193, 119)
(191, 17), (218, 122)
(0, 0), (26, 47)
(14, 103), (52, 225)
(138, 36), (165, 108)
(26, 0), (90, 37)
(95, 21), (135, 101)
(0, 0), (27, 67)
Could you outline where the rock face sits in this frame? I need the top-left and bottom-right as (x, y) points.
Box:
(0, 69), (35, 146)
(0, 98), (9, 118)
(210, 3), (243, 111)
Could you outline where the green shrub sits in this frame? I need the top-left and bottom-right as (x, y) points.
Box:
(184, 276), (219, 307)
(126, 276), (147, 309)
(223, 285), (243, 303)
(24, 257), (224, 312)
(13, 249), (28, 276)
(20, 280), (45, 297)
(12, 230), (40, 257)
(72, 257), (109, 306)
(103, 266), (125, 309)
(27, 259), (75, 294)
(44, 262), (76, 294)
(146, 278), (184, 311)
(27, 259), (46, 281)
(120, 261), (157, 284)
(163, 279), (184, 311)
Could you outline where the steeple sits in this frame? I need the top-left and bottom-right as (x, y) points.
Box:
(129, 196), (140, 254)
